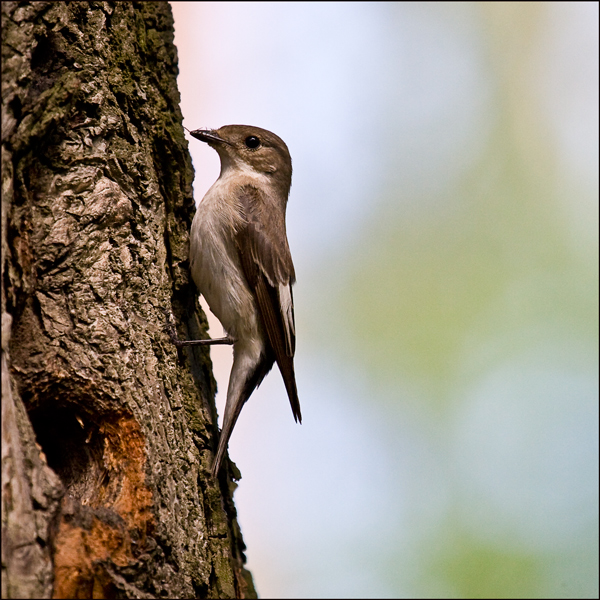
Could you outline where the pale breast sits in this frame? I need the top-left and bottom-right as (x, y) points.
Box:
(189, 183), (261, 341)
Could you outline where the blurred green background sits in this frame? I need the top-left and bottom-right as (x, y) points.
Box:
(172, 2), (598, 597)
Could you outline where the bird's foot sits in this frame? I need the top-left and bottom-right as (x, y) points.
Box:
(162, 308), (234, 347)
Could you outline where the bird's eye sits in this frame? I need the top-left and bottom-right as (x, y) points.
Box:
(245, 136), (260, 149)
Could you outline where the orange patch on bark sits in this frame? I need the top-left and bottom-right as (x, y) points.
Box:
(52, 414), (154, 599)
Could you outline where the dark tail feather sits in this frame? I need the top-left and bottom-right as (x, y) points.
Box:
(253, 278), (302, 424)
(277, 357), (302, 423)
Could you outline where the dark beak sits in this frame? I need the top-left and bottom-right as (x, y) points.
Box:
(189, 129), (232, 146)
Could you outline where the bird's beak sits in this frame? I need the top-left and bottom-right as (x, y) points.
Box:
(189, 129), (232, 146)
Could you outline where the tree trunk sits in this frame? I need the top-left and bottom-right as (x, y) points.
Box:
(1, 2), (256, 598)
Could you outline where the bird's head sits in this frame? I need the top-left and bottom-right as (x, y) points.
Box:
(190, 124), (292, 193)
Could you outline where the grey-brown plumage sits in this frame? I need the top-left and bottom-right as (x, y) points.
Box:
(188, 125), (301, 477)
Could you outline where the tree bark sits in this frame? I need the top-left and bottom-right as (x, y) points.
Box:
(1, 2), (256, 598)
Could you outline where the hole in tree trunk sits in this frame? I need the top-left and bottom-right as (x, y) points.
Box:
(29, 405), (106, 505)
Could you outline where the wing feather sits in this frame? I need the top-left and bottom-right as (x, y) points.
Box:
(235, 185), (301, 423)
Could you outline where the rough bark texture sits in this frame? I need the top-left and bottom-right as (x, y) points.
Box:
(1, 2), (256, 598)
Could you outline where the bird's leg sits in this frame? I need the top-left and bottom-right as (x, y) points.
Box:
(163, 309), (235, 347)
(172, 334), (234, 347)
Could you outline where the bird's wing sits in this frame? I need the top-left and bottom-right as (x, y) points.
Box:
(235, 184), (301, 423)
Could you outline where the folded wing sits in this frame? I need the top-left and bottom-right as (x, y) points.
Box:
(235, 185), (301, 423)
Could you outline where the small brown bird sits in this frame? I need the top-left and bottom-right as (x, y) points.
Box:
(184, 125), (301, 477)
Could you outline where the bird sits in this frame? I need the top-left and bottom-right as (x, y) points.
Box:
(181, 124), (301, 477)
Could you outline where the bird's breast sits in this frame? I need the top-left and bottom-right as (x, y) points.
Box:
(189, 184), (260, 342)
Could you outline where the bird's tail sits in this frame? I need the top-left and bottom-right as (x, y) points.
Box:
(211, 405), (243, 478)
(211, 349), (273, 477)
(276, 356), (302, 423)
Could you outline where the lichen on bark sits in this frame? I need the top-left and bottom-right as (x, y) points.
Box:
(2, 2), (256, 598)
